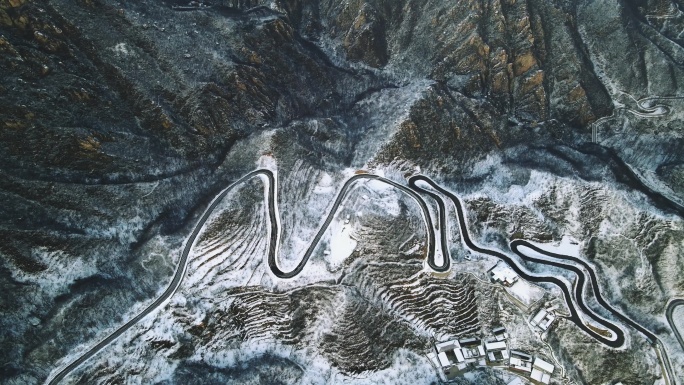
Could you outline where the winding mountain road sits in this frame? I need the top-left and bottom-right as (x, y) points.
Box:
(46, 169), (669, 384)
(45, 169), (446, 384)
(667, 298), (684, 352)
(410, 175), (676, 385)
(409, 175), (625, 346)
(264, 170), (450, 277)
(590, 92), (684, 142)
(510, 241), (656, 342)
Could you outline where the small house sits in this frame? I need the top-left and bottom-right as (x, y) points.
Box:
(509, 350), (533, 373)
(530, 357), (554, 384)
(531, 308), (557, 331)
(489, 261), (519, 286)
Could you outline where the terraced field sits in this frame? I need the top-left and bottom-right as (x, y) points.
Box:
(352, 263), (480, 338)
(178, 177), (272, 299)
(46, 167), (673, 384)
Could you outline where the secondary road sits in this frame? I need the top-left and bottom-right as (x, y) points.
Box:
(44, 170), (266, 385)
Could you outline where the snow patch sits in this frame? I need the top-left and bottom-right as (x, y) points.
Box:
(325, 219), (358, 269)
(470, 153), (502, 178)
(314, 172), (335, 195)
(257, 152), (277, 170)
(365, 180), (401, 216)
(527, 235), (582, 258)
(507, 280), (545, 308)
(112, 42), (132, 56)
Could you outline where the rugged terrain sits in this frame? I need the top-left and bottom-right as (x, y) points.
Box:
(1, 0), (684, 384)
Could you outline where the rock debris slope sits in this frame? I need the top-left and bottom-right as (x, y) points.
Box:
(1, 0), (684, 384)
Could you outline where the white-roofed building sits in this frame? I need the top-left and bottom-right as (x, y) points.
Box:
(493, 326), (508, 341)
(438, 352), (450, 368)
(509, 350), (533, 373)
(487, 349), (510, 362)
(485, 341), (507, 351)
(436, 339), (461, 352)
(530, 307), (557, 331)
(531, 368), (546, 383)
(459, 336), (481, 346)
(509, 356), (533, 373)
(431, 339), (472, 378)
(485, 340), (509, 363)
(489, 261), (519, 286)
(460, 343), (486, 363)
(454, 348), (465, 363)
(533, 357), (554, 373)
(538, 313), (556, 330)
(531, 309), (547, 325)
(530, 357), (554, 384)
(510, 350), (532, 361)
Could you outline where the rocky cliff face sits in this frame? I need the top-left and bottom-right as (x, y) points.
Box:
(1, 0), (684, 384)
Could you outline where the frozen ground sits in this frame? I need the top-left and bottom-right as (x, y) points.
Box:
(506, 280), (545, 309)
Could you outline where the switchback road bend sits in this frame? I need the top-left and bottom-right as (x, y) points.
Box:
(47, 169), (665, 384)
(666, 298), (684, 352)
(410, 175), (676, 385)
(409, 175), (625, 347)
(46, 169), (446, 385)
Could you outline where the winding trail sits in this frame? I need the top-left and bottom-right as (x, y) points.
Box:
(590, 92), (684, 142)
(46, 169), (670, 384)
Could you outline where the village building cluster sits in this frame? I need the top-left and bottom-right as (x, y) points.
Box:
(428, 327), (556, 384)
(426, 257), (563, 382)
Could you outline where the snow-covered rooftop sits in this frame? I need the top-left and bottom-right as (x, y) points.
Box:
(437, 352), (450, 367)
(531, 308), (557, 331)
(436, 339), (460, 352)
(531, 368), (551, 384)
(533, 357), (555, 373)
(484, 341), (507, 351)
(489, 261), (519, 286)
(454, 348), (465, 363)
(510, 350), (532, 361)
